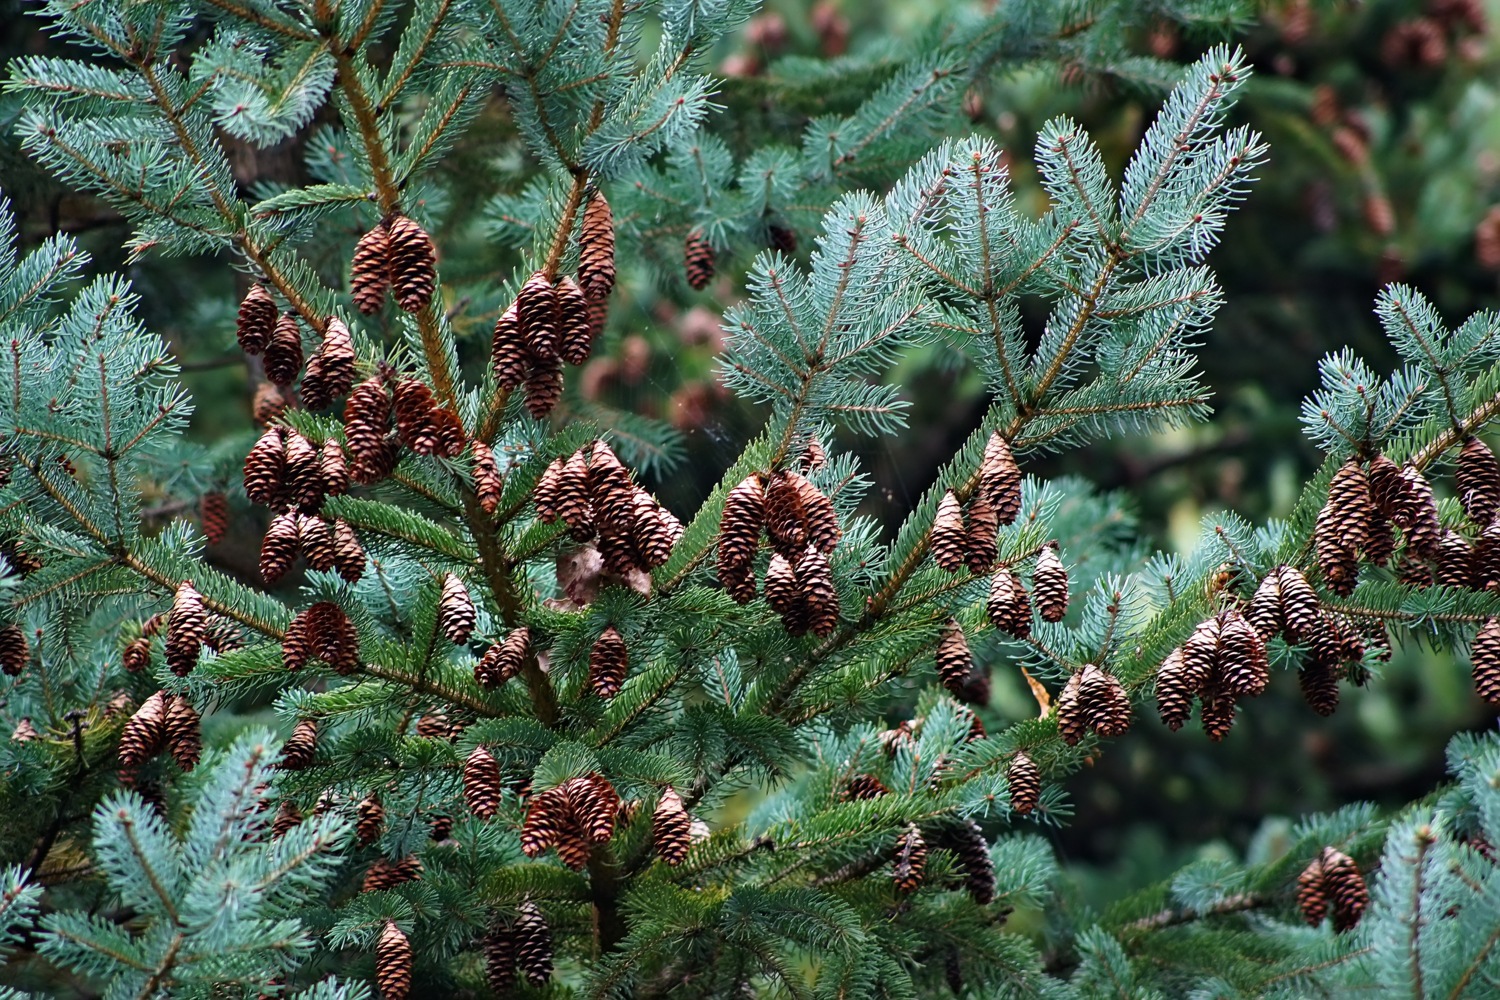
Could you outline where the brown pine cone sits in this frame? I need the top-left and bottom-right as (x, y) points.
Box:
(1299, 659), (1340, 716)
(631, 490), (676, 567)
(556, 276), (593, 366)
(1364, 507), (1395, 567)
(980, 432), (1023, 524)
(299, 317), (356, 410)
(1436, 530), (1476, 589)
(0, 623), (30, 676)
(517, 270), (560, 363)
(1401, 465), (1442, 559)
(1275, 565), (1322, 642)
(1055, 670), (1086, 746)
(387, 215), (437, 314)
(523, 357), (563, 419)
(586, 292), (608, 341)
(10, 718), (39, 742)
(534, 457), (565, 523)
(351, 222), (391, 315)
(438, 573), (477, 645)
(1297, 853), (1329, 926)
(1315, 503), (1361, 596)
(1032, 542), (1069, 622)
(579, 192), (616, 299)
(1457, 436), (1500, 526)
(653, 786), (692, 866)
(375, 920), (413, 1000)
(590, 625), (628, 698)
(393, 379), (439, 455)
(477, 627), (529, 688)
(718, 474), (765, 593)
(1246, 571), (1283, 639)
(1198, 687), (1237, 741)
(471, 440), (503, 515)
(318, 439), (349, 499)
(1155, 647), (1196, 730)
(986, 568), (1032, 638)
(964, 492), (999, 574)
(720, 562), (757, 605)
(164, 695), (201, 771)
(893, 824), (926, 894)
(558, 449), (595, 540)
(765, 553), (798, 614)
(356, 794), (385, 847)
(843, 773), (889, 801)
(790, 472), (840, 554)
(251, 381), (289, 427)
(597, 519), (644, 578)
(684, 231), (715, 290)
(942, 818), (996, 905)
(485, 919), (516, 993)
(431, 406), (466, 460)
(491, 302), (527, 389)
(122, 634), (152, 673)
(587, 441), (635, 526)
(930, 489), (966, 573)
(934, 618), (972, 695)
(515, 901), (553, 987)
(1366, 453), (1410, 520)
(344, 376), (395, 483)
(260, 511), (300, 583)
(1007, 752), (1041, 815)
(332, 519), (365, 583)
(306, 601), (360, 674)
(798, 546), (840, 638)
(1472, 616), (1500, 704)
(1079, 663), (1130, 737)
(763, 471), (807, 559)
(244, 426), (287, 508)
(279, 718), (318, 770)
(283, 433), (322, 513)
(271, 800), (303, 838)
(572, 773), (621, 845)
(520, 786), (568, 858)
(1321, 847), (1368, 931)
(166, 581), (208, 676)
(236, 283), (277, 355)
(263, 312), (304, 387)
(1217, 609), (1269, 697)
(282, 611), (310, 671)
(463, 745), (502, 820)
(118, 691), (168, 770)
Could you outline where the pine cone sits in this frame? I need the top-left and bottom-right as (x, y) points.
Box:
(236, 283), (277, 354)
(166, 581), (207, 676)
(1275, 565), (1322, 642)
(471, 441), (502, 516)
(123, 635), (152, 673)
(375, 920), (413, 1000)
(986, 568), (1032, 638)
(800, 439), (827, 473)
(164, 695), (200, 771)
(1472, 616), (1500, 704)
(1436, 530), (1476, 589)
(1321, 847), (1368, 931)
(282, 611), (311, 671)
(763, 471), (807, 559)
(1181, 618), (1221, 687)
(362, 855), (423, 892)
(653, 787), (692, 865)
(1079, 663), (1130, 737)
(432, 406), (466, 460)
(534, 458), (566, 524)
(282, 433), (322, 513)
(573, 773), (620, 844)
(514, 901), (553, 987)
(10, 718), (38, 742)
(393, 379), (439, 455)
(260, 511), (300, 583)
(768, 223), (797, 254)
(270, 800), (302, 838)
(244, 427), (287, 508)
(1055, 670), (1086, 746)
(488, 303), (526, 392)
(964, 492), (999, 574)
(279, 718), (318, 770)
(194, 491), (228, 547)
(590, 625), (628, 698)
(477, 627), (529, 688)
(944, 818), (995, 905)
(1007, 752), (1041, 815)
(251, 381), (289, 427)
(1457, 436), (1500, 526)
(1299, 659), (1340, 716)
(306, 601), (360, 674)
(558, 449), (595, 540)
(844, 773), (889, 800)
(387, 215), (437, 314)
(587, 441), (635, 525)
(556, 276), (593, 367)
(263, 312), (304, 387)
(718, 474), (765, 594)
(935, 618), (972, 695)
(523, 357), (563, 419)
(0, 623), (29, 676)
(332, 519), (364, 583)
(118, 691), (167, 770)
(1297, 853), (1329, 926)
(520, 787), (568, 857)
(1315, 504), (1361, 596)
(798, 546), (840, 637)
(1245, 571), (1283, 639)
(300, 317), (356, 409)
(930, 489), (966, 573)
(578, 191), (616, 299)
(356, 794), (384, 847)
(765, 553), (799, 614)
(484, 918), (516, 993)
(1401, 465), (1442, 559)
(294, 515), (331, 573)
(684, 231), (715, 290)
(1155, 647), (1195, 730)
(1364, 507), (1395, 566)
(351, 222), (391, 315)
(790, 472), (840, 554)
(586, 292), (608, 341)
(1032, 542), (1069, 622)
(631, 490), (676, 567)
(463, 745), (502, 820)
(344, 376), (395, 483)
(979, 431), (1022, 524)
(892, 823), (926, 893)
(1198, 687), (1237, 741)
(517, 271), (560, 363)
(437, 573), (476, 645)
(1218, 609), (1269, 697)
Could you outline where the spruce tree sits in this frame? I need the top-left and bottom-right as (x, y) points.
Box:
(0, 0), (1499, 997)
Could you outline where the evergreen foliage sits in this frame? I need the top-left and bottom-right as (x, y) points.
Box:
(0, 0), (1498, 997)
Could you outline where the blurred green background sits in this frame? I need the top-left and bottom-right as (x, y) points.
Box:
(4, 0), (1499, 919)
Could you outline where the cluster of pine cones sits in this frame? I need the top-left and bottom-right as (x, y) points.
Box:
(931, 433), (1024, 576)
(282, 601), (361, 674)
(476, 627), (529, 689)
(243, 426), (366, 584)
(117, 689), (201, 782)
(492, 193), (616, 419)
(873, 818), (996, 904)
(237, 290), (358, 407)
(1056, 663), (1131, 744)
(987, 541), (1070, 638)
(717, 455), (842, 636)
(351, 214), (438, 316)
(1156, 605), (1268, 740)
(518, 772), (623, 870)
(483, 901), (554, 992)
(1296, 846), (1369, 931)
(535, 440), (683, 580)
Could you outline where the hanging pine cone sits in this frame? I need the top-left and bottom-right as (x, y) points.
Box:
(123, 635), (151, 673)
(1472, 616), (1500, 704)
(463, 745), (502, 820)
(579, 191), (616, 299)
(800, 438), (827, 472)
(332, 519), (365, 583)
(263, 312), (304, 387)
(299, 317), (356, 410)
(197, 491), (229, 545)
(251, 381), (289, 427)
(260, 511), (300, 583)
(387, 215), (437, 314)
(166, 581), (207, 676)
(10, 718), (38, 742)
(765, 552), (799, 613)
(428, 814), (452, 842)
(491, 301), (528, 389)
(944, 818), (996, 905)
(1218, 609), (1269, 697)
(986, 569), (1032, 638)
(375, 920), (412, 1000)
(432, 406), (466, 460)
(1401, 465), (1442, 559)
(306, 601), (360, 674)
(1198, 687), (1237, 741)
(521, 787), (568, 857)
(1366, 454), (1409, 521)
(964, 492), (999, 574)
(236, 283), (277, 354)
(279, 718), (318, 770)
(1436, 530), (1476, 589)
(684, 231), (715, 290)
(0, 624), (29, 676)
(763, 471), (807, 559)
(586, 292), (608, 341)
(393, 379), (439, 455)
(556, 276), (593, 366)
(534, 458), (565, 524)
(244, 426), (286, 508)
(356, 794), (385, 847)
(586, 441), (635, 526)
(351, 222), (391, 315)
(477, 627), (529, 689)
(282, 611), (310, 671)
(164, 695), (200, 771)
(980, 431), (1023, 524)
(1364, 508), (1395, 566)
(270, 800), (302, 838)
(118, 690), (167, 771)
(787, 472), (839, 554)
(1321, 847), (1368, 931)
(718, 474), (764, 602)
(1155, 647), (1196, 730)
(1275, 565), (1322, 642)
(935, 618), (972, 695)
(1296, 853), (1329, 926)
(844, 773), (889, 800)
(892, 824), (926, 894)
(484, 918), (516, 993)
(515, 901), (553, 987)
(930, 489), (966, 573)
(472, 441), (502, 515)
(1032, 543), (1069, 622)
(1246, 571), (1283, 639)
(523, 358), (563, 419)
(517, 270), (560, 363)
(558, 449), (595, 540)
(1055, 670), (1085, 746)
(1457, 435), (1500, 526)
(437, 573), (476, 645)
(590, 625), (628, 698)
(1079, 663), (1130, 737)
(631, 491), (676, 567)
(1315, 504), (1361, 596)
(283, 432), (322, 513)
(1299, 660), (1340, 716)
(573, 773), (620, 845)
(344, 376), (395, 484)
(597, 520), (643, 579)
(1006, 752), (1041, 815)
(797, 546), (839, 637)
(653, 787), (692, 865)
